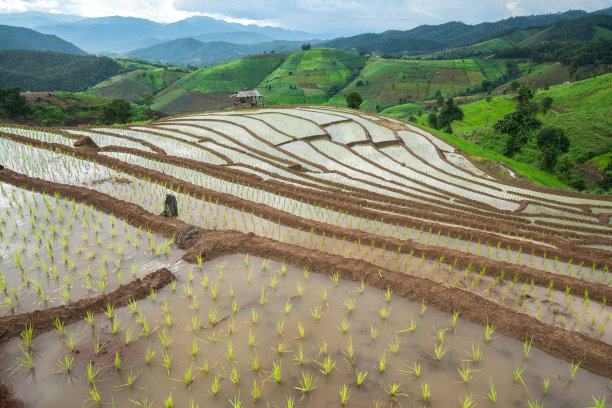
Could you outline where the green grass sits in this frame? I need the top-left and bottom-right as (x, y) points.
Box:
(587, 153), (612, 171)
(426, 73), (612, 171)
(177, 54), (286, 94)
(87, 68), (187, 103)
(258, 48), (366, 105)
(327, 58), (527, 112)
(380, 103), (427, 119)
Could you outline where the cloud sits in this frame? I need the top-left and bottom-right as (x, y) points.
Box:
(0, 0), (609, 33)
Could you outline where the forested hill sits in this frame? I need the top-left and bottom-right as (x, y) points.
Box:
(0, 50), (121, 92)
(0, 25), (85, 55)
(319, 9), (612, 54)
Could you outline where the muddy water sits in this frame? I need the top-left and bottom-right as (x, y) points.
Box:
(0, 183), (181, 316)
(1, 255), (609, 408)
(75, 179), (611, 342)
(99, 151), (611, 285)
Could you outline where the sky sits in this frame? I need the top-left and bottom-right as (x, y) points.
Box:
(0, 0), (610, 34)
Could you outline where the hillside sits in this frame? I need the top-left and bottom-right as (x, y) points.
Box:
(428, 14), (612, 59)
(0, 24), (85, 55)
(86, 65), (189, 103)
(151, 53), (287, 113)
(0, 50), (121, 92)
(127, 37), (304, 66)
(326, 58), (537, 111)
(256, 48), (366, 105)
(20, 13), (316, 52)
(384, 74), (612, 189)
(320, 10), (612, 56)
(319, 10), (593, 54)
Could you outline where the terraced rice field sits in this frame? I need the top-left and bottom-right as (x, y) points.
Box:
(0, 107), (610, 408)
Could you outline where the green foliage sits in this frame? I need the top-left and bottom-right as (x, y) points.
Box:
(536, 127), (569, 170)
(260, 48), (365, 105)
(540, 96), (553, 115)
(437, 97), (464, 133)
(301, 43), (312, 51)
(142, 93), (154, 109)
(555, 154), (575, 183)
(102, 99), (133, 124)
(0, 86), (29, 119)
(494, 85), (542, 157)
(0, 50), (121, 92)
(176, 54), (286, 94)
(346, 91), (363, 109)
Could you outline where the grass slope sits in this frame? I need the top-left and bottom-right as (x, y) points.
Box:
(327, 58), (499, 111)
(87, 67), (188, 103)
(416, 73), (612, 169)
(257, 48), (366, 105)
(177, 53), (287, 93)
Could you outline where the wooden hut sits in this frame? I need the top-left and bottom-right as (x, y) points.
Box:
(230, 90), (266, 108)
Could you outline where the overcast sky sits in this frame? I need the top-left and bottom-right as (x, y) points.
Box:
(0, 0), (610, 34)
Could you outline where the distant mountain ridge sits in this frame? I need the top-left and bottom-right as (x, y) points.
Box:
(0, 24), (86, 55)
(318, 8), (612, 54)
(126, 37), (309, 66)
(0, 12), (318, 53)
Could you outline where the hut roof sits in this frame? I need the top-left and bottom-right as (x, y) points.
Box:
(231, 90), (266, 99)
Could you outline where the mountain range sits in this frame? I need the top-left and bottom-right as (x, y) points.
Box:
(0, 24), (86, 55)
(0, 12), (318, 53)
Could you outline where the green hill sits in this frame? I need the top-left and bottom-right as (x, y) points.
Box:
(396, 73), (612, 171)
(256, 48), (366, 105)
(0, 24), (85, 55)
(328, 58), (542, 111)
(87, 66), (189, 103)
(150, 53), (286, 113)
(0, 50), (121, 92)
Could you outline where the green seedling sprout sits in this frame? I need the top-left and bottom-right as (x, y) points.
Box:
(339, 384), (351, 405)
(487, 376), (497, 403)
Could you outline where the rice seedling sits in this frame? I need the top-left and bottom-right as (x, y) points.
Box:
(316, 355), (336, 375)
(272, 360), (282, 383)
(421, 381), (431, 402)
(542, 376), (550, 394)
(513, 365), (526, 383)
(457, 361), (479, 383)
(459, 393), (477, 408)
(339, 383), (351, 405)
(295, 370), (318, 393)
(569, 361), (580, 381)
(484, 324), (496, 342)
(432, 343), (447, 361)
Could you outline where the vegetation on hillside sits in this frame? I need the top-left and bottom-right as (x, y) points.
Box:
(0, 24), (85, 55)
(396, 74), (612, 192)
(256, 48), (366, 105)
(0, 50), (121, 92)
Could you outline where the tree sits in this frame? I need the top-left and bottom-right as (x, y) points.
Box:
(536, 127), (569, 170)
(437, 97), (464, 134)
(427, 111), (438, 129)
(102, 98), (133, 124)
(541, 96), (553, 116)
(142, 93), (154, 110)
(346, 91), (363, 110)
(0, 87), (29, 119)
(555, 154), (575, 183)
(493, 84), (542, 157)
(301, 43), (311, 51)
(569, 61), (578, 81)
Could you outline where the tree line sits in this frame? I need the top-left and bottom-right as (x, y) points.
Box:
(0, 50), (121, 92)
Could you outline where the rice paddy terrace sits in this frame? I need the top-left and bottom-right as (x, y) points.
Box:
(0, 106), (611, 408)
